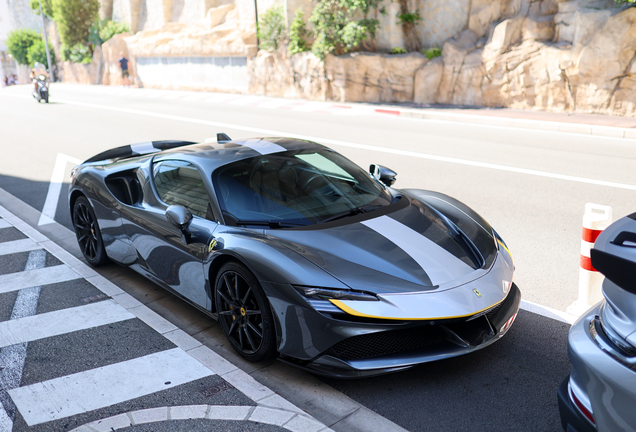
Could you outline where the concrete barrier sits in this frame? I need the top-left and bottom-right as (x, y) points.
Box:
(567, 203), (612, 316)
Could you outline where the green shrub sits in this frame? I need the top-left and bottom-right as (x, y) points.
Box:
(99, 20), (130, 43)
(389, 47), (407, 54)
(288, 10), (311, 55)
(424, 47), (442, 60)
(310, 0), (382, 59)
(61, 43), (92, 63)
(258, 5), (286, 51)
(397, 11), (422, 25)
(26, 39), (56, 67)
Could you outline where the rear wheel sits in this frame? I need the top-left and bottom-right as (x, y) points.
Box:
(215, 262), (276, 362)
(72, 196), (108, 266)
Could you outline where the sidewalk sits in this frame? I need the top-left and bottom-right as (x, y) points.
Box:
(0, 204), (332, 432)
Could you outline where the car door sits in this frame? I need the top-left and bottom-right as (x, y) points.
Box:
(121, 159), (218, 310)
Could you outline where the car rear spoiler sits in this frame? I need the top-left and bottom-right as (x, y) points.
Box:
(83, 140), (197, 164)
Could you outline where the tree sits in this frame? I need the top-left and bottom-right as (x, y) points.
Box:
(288, 10), (312, 55)
(27, 39), (56, 67)
(6, 29), (41, 65)
(52, 0), (99, 47)
(29, 0), (54, 18)
(258, 5), (286, 51)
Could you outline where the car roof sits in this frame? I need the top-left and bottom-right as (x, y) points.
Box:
(156, 137), (328, 172)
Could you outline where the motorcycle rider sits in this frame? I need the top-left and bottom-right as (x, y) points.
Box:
(30, 63), (49, 94)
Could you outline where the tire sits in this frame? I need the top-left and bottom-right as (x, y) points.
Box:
(215, 262), (277, 362)
(72, 196), (109, 266)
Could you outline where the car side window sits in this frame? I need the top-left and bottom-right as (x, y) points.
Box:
(153, 160), (212, 219)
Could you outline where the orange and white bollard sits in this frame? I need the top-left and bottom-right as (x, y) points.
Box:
(567, 203), (612, 316)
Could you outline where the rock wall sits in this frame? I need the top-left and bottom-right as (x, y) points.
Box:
(249, 0), (636, 117)
(59, 46), (106, 85)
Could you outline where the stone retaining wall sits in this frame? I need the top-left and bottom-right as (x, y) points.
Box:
(249, 0), (636, 117)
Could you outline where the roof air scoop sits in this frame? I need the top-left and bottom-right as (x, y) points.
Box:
(217, 133), (232, 143)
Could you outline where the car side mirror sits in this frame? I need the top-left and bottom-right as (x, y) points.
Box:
(166, 205), (193, 244)
(370, 164), (397, 187)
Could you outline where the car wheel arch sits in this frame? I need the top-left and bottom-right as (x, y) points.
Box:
(69, 190), (87, 216)
(208, 253), (284, 350)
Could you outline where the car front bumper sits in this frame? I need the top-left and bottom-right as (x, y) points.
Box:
(271, 283), (521, 378)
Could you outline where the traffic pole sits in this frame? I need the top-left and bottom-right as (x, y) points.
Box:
(38, 0), (53, 76)
(567, 203), (612, 316)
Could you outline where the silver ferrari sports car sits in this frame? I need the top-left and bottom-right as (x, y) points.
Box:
(69, 134), (520, 377)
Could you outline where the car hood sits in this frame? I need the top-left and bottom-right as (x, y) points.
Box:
(266, 193), (498, 294)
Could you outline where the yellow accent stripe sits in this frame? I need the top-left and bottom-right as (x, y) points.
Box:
(329, 297), (506, 321)
(498, 239), (512, 259)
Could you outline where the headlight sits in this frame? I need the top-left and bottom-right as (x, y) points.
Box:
(294, 286), (379, 301)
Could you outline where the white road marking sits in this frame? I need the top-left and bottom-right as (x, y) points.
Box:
(362, 215), (473, 286)
(9, 347), (214, 426)
(0, 250), (46, 431)
(38, 153), (83, 226)
(0, 220), (10, 229)
(0, 239), (40, 256)
(0, 265), (80, 295)
(0, 300), (134, 348)
(30, 97), (636, 191)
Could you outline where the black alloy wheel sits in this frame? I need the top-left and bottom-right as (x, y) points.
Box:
(215, 262), (276, 362)
(72, 196), (108, 266)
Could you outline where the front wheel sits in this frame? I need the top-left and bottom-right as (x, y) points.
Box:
(215, 262), (277, 362)
(72, 196), (109, 266)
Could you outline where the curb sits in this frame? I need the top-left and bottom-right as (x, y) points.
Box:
(371, 107), (636, 139)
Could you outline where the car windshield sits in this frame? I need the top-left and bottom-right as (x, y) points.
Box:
(212, 149), (393, 226)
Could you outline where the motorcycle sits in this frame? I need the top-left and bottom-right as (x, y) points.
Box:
(32, 74), (49, 103)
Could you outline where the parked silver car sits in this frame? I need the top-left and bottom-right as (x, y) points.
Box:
(558, 212), (636, 432)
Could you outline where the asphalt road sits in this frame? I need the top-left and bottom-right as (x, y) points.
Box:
(1, 83), (633, 431)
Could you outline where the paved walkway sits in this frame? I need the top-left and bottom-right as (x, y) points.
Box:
(0, 206), (331, 432)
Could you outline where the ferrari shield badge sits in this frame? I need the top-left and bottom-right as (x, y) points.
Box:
(208, 239), (217, 252)
(473, 288), (482, 298)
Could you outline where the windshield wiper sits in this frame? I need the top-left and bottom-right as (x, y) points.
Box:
(234, 220), (304, 229)
(318, 205), (382, 224)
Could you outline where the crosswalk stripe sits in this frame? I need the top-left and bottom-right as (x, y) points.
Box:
(0, 220), (11, 229)
(9, 347), (214, 426)
(0, 300), (134, 348)
(0, 265), (80, 294)
(0, 405), (12, 432)
(0, 239), (40, 256)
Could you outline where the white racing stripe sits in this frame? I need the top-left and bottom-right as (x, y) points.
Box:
(240, 139), (286, 155)
(0, 265), (80, 295)
(130, 141), (156, 155)
(362, 215), (473, 286)
(0, 300), (135, 348)
(9, 347), (214, 426)
(16, 96), (635, 191)
(0, 239), (40, 256)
